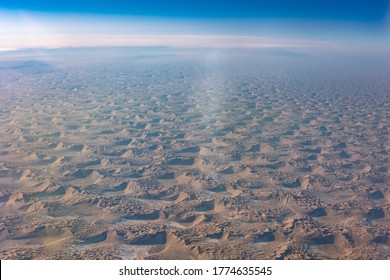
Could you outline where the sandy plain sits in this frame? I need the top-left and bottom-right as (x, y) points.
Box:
(0, 48), (389, 259)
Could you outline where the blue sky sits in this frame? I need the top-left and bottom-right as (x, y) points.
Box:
(1, 0), (388, 21)
(0, 1), (389, 51)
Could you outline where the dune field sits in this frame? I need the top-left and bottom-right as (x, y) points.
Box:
(0, 49), (389, 259)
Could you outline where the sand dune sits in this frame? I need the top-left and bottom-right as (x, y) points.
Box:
(0, 50), (389, 260)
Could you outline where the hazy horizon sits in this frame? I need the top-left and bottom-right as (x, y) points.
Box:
(1, 1), (389, 52)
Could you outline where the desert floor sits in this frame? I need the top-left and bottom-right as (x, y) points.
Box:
(0, 49), (389, 259)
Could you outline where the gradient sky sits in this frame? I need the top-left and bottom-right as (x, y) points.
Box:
(1, 0), (388, 21)
(0, 0), (389, 51)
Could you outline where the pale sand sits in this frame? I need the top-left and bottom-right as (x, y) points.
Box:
(0, 49), (389, 259)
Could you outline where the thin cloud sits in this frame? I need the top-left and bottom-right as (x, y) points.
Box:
(1, 34), (329, 50)
(0, 10), (331, 51)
